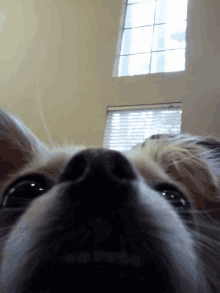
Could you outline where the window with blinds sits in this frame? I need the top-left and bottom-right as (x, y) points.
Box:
(103, 103), (182, 151)
(117, 0), (188, 77)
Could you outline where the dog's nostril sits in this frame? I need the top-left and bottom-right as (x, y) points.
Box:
(59, 149), (136, 183)
(107, 152), (136, 181)
(59, 153), (89, 182)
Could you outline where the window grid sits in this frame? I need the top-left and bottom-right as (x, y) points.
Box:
(103, 103), (182, 151)
(118, 0), (188, 77)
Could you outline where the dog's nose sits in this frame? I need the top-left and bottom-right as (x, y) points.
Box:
(58, 149), (138, 209)
(59, 148), (137, 184)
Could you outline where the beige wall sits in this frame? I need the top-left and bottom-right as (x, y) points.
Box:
(0, 0), (220, 147)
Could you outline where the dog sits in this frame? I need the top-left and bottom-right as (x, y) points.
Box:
(0, 110), (220, 292)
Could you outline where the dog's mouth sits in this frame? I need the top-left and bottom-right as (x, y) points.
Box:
(32, 249), (171, 293)
(64, 250), (163, 285)
(61, 250), (141, 266)
(64, 263), (152, 292)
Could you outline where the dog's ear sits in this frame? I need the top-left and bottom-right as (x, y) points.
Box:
(160, 145), (219, 208)
(0, 110), (46, 184)
(130, 136), (220, 219)
(157, 138), (220, 214)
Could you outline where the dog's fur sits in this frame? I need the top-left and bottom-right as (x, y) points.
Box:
(0, 110), (220, 292)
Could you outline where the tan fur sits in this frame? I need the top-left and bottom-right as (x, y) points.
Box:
(129, 134), (220, 219)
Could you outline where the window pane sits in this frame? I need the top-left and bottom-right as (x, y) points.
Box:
(150, 49), (185, 73)
(121, 26), (153, 55)
(153, 21), (186, 51)
(143, 110), (182, 139)
(155, 0), (188, 24)
(103, 104), (182, 150)
(118, 53), (151, 76)
(125, 1), (156, 28)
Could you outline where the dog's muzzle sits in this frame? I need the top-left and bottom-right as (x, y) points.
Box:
(0, 149), (210, 293)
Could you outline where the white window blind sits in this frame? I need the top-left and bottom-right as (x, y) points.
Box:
(117, 0), (188, 77)
(103, 103), (182, 151)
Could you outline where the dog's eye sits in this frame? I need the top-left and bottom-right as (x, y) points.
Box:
(154, 183), (190, 209)
(2, 175), (52, 208)
(154, 183), (193, 226)
(160, 189), (189, 209)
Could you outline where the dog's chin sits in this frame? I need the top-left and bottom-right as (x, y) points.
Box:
(30, 262), (170, 292)
(4, 246), (187, 293)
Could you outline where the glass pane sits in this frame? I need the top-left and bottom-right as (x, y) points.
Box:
(121, 26), (153, 55)
(118, 53), (151, 76)
(125, 1), (156, 28)
(153, 21), (186, 51)
(150, 49), (185, 73)
(155, 0), (188, 24)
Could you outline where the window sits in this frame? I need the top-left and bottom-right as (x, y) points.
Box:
(117, 0), (188, 77)
(103, 103), (182, 151)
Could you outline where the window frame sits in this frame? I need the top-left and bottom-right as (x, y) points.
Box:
(113, 0), (189, 78)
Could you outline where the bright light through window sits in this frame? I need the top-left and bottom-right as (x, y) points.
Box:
(118, 0), (188, 77)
